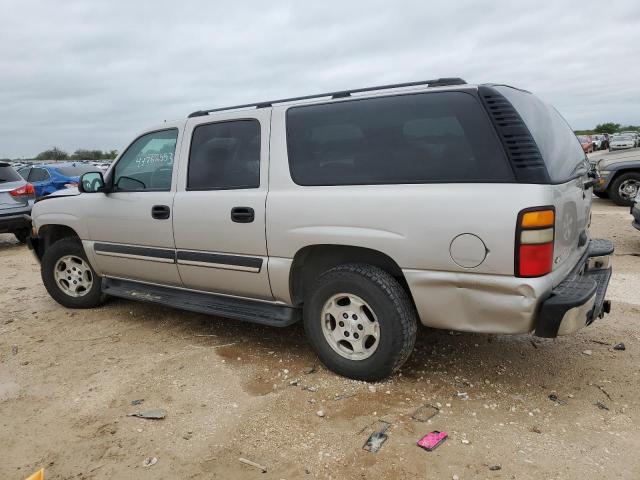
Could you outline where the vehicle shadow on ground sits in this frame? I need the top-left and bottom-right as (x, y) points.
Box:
(104, 295), (592, 392)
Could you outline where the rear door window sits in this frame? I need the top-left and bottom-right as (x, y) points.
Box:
(286, 91), (512, 186)
(494, 86), (587, 183)
(187, 120), (260, 190)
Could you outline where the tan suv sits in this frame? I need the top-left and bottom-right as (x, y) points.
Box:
(28, 78), (613, 380)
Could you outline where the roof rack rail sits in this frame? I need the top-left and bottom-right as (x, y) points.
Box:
(187, 77), (466, 118)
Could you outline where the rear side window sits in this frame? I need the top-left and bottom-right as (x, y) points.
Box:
(0, 165), (22, 183)
(495, 86), (587, 183)
(187, 120), (260, 190)
(28, 168), (50, 182)
(286, 91), (512, 186)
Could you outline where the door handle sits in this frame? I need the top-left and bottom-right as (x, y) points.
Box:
(231, 206), (254, 223)
(151, 205), (170, 220)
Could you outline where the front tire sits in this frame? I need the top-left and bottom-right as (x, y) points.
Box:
(41, 238), (105, 308)
(609, 172), (640, 206)
(303, 263), (417, 381)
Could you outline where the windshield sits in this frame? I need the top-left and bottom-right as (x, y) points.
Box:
(0, 165), (22, 183)
(55, 165), (100, 177)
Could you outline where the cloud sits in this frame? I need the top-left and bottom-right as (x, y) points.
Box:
(0, 0), (638, 157)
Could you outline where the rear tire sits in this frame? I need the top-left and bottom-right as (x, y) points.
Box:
(303, 263), (417, 381)
(41, 238), (105, 308)
(13, 229), (29, 244)
(609, 172), (640, 206)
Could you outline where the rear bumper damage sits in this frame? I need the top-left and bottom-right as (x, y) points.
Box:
(534, 238), (613, 338)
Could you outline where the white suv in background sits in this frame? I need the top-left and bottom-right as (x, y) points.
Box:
(28, 78), (613, 380)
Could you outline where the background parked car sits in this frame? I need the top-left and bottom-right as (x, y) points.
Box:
(593, 150), (640, 205)
(632, 192), (640, 231)
(577, 135), (593, 153)
(0, 162), (35, 243)
(609, 134), (636, 151)
(17, 162), (101, 197)
(619, 131), (639, 147)
(591, 134), (609, 151)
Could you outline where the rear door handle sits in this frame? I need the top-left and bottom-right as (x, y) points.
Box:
(151, 205), (170, 220)
(231, 206), (254, 223)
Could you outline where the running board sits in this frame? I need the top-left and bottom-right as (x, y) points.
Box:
(102, 278), (300, 327)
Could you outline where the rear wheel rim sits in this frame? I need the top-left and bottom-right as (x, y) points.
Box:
(619, 179), (640, 201)
(321, 293), (380, 360)
(53, 255), (93, 297)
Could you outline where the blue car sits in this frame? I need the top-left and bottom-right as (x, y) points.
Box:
(17, 163), (101, 198)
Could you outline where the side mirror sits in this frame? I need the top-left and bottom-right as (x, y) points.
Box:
(79, 172), (106, 193)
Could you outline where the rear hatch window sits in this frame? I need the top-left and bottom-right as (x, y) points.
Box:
(494, 86), (588, 184)
(0, 165), (22, 183)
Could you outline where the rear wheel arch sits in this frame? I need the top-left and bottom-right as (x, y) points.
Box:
(288, 244), (411, 306)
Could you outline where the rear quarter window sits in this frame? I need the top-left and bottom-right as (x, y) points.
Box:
(286, 91), (513, 186)
(0, 165), (22, 183)
(494, 86), (587, 184)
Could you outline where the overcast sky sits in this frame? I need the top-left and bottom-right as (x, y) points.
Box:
(1, 0), (639, 158)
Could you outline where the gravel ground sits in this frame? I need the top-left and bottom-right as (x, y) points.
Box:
(1, 199), (639, 479)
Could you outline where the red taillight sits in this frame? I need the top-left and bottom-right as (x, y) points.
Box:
(516, 207), (555, 278)
(519, 243), (554, 277)
(9, 183), (35, 198)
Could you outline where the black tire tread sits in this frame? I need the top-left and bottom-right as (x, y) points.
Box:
(41, 237), (105, 309)
(306, 263), (417, 379)
(609, 171), (640, 206)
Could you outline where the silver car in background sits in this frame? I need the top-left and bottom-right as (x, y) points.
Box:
(0, 162), (35, 243)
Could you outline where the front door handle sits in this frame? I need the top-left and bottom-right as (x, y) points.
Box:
(151, 205), (170, 220)
(231, 206), (254, 223)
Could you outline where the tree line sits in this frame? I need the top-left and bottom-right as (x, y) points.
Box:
(32, 147), (118, 161)
(575, 123), (640, 135)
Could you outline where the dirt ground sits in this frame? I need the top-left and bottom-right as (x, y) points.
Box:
(1, 199), (639, 480)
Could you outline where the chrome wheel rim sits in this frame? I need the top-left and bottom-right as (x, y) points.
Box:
(321, 293), (380, 360)
(619, 179), (640, 201)
(54, 255), (93, 297)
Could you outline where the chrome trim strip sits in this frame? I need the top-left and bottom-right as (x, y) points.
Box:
(176, 259), (260, 272)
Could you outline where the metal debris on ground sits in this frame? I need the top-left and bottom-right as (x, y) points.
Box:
(594, 384), (612, 400)
(363, 421), (391, 453)
(411, 403), (440, 422)
(548, 394), (567, 405)
(142, 457), (158, 467)
(595, 401), (610, 411)
(127, 408), (167, 419)
(239, 457), (267, 473)
(614, 342), (626, 351)
(131, 399), (144, 406)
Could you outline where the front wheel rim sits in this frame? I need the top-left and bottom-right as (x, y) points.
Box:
(619, 179), (640, 201)
(321, 293), (380, 361)
(53, 255), (93, 297)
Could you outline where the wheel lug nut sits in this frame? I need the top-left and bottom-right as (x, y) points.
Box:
(344, 331), (350, 337)
(342, 313), (348, 319)
(339, 321), (344, 327)
(352, 314), (358, 320)
(357, 324), (363, 330)
(354, 333), (359, 339)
